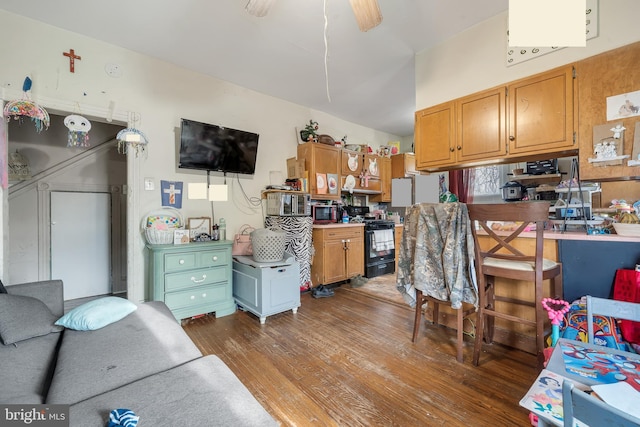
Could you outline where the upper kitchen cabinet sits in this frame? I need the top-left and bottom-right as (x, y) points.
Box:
(456, 86), (507, 162)
(415, 87), (506, 170)
(370, 156), (391, 203)
(297, 142), (341, 200)
(340, 149), (382, 194)
(577, 41), (640, 181)
(391, 153), (419, 178)
(507, 65), (576, 157)
(415, 101), (456, 169)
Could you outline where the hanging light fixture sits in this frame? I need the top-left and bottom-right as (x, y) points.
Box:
(245, 0), (276, 17)
(3, 77), (50, 133)
(64, 114), (92, 148)
(349, 0), (383, 32)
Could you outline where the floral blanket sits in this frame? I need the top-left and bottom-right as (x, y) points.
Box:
(396, 202), (478, 309)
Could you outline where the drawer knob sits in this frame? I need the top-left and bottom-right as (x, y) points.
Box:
(179, 259), (185, 265)
(212, 256), (218, 261)
(202, 293), (207, 298)
(191, 274), (207, 283)
(190, 295), (195, 300)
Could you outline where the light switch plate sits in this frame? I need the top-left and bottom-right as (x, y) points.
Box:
(144, 178), (155, 191)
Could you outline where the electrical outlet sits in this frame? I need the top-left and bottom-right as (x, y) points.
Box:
(144, 178), (155, 191)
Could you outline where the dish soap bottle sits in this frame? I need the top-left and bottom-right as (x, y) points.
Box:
(342, 210), (349, 223)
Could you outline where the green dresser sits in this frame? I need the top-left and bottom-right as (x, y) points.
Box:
(146, 241), (236, 321)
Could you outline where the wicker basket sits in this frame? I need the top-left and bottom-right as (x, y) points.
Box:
(141, 207), (185, 245)
(250, 228), (287, 262)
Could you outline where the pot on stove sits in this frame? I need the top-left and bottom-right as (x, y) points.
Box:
(501, 181), (525, 202)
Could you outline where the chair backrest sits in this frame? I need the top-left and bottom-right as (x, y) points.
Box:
(467, 202), (550, 270)
(586, 295), (640, 343)
(562, 379), (640, 427)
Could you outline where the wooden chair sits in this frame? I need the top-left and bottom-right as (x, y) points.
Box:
(412, 290), (475, 363)
(467, 202), (563, 367)
(586, 295), (640, 343)
(560, 379), (640, 427)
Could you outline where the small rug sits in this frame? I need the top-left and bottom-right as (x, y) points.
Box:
(342, 274), (410, 310)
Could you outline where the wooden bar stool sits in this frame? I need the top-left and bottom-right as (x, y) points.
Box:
(467, 202), (563, 368)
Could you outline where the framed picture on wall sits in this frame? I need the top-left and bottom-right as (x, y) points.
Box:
(188, 217), (211, 239)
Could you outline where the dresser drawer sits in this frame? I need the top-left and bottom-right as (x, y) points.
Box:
(198, 250), (229, 268)
(164, 252), (198, 272)
(164, 284), (228, 310)
(165, 267), (227, 291)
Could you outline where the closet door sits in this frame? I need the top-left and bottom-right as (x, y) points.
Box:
(51, 191), (111, 300)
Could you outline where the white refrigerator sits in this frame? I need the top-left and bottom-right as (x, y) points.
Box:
(391, 174), (440, 207)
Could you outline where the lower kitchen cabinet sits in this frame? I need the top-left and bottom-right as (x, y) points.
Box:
(147, 241), (236, 321)
(311, 225), (364, 286)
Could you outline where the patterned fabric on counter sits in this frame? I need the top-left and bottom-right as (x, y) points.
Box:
(396, 202), (478, 310)
(264, 216), (313, 289)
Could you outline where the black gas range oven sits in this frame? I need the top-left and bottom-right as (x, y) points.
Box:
(344, 206), (396, 279)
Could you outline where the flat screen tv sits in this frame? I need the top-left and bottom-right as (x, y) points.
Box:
(178, 118), (259, 175)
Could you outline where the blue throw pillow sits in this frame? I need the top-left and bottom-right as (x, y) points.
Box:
(55, 296), (137, 331)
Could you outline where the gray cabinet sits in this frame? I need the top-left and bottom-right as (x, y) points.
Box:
(147, 241), (236, 321)
(233, 254), (300, 324)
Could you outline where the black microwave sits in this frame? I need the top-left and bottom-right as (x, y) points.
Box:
(312, 204), (338, 224)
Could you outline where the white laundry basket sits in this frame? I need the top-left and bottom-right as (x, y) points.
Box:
(250, 228), (287, 262)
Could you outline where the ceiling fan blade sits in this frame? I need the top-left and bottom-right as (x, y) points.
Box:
(349, 0), (383, 32)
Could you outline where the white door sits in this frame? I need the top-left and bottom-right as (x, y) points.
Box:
(51, 191), (111, 300)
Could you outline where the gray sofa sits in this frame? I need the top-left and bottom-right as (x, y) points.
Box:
(0, 280), (277, 426)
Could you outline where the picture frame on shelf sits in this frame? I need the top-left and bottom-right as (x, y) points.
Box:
(188, 217), (211, 240)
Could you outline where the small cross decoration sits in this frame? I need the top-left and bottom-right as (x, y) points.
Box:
(63, 49), (81, 73)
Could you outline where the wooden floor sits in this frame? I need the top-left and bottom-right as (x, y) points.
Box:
(183, 285), (539, 426)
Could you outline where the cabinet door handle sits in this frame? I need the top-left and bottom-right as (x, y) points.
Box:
(212, 256), (218, 261)
(191, 274), (207, 283)
(179, 259), (185, 265)
(509, 136), (515, 141)
(449, 147), (454, 152)
(457, 145), (462, 150)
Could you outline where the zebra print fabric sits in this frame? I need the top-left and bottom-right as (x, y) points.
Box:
(265, 216), (313, 290)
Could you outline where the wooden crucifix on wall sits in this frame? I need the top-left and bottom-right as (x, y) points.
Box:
(63, 49), (81, 73)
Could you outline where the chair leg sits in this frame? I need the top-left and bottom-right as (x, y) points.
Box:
(412, 290), (423, 342)
(456, 305), (464, 363)
(473, 277), (487, 366)
(535, 279), (545, 369)
(432, 298), (440, 326)
(484, 277), (495, 344)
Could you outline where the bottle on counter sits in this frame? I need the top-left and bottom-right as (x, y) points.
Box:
(342, 210), (349, 223)
(212, 224), (220, 241)
(219, 218), (226, 240)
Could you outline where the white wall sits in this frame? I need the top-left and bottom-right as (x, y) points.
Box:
(0, 10), (401, 302)
(415, 0), (640, 111)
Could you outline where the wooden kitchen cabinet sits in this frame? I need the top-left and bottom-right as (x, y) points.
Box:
(507, 65), (576, 156)
(297, 142), (341, 200)
(340, 149), (382, 194)
(311, 225), (364, 286)
(415, 66), (576, 171)
(415, 87), (506, 170)
(456, 86), (507, 162)
(391, 153), (419, 178)
(370, 156), (391, 202)
(415, 101), (456, 169)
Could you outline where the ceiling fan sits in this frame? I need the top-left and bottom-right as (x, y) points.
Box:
(244, 0), (383, 32)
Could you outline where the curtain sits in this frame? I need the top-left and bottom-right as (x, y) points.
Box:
(448, 169), (474, 203)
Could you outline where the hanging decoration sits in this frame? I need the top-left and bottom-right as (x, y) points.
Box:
(64, 114), (91, 148)
(116, 113), (149, 156)
(3, 77), (50, 133)
(8, 150), (32, 181)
